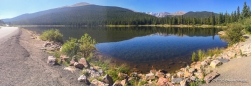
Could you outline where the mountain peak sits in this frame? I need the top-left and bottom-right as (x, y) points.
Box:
(71, 2), (91, 7)
(60, 2), (91, 8)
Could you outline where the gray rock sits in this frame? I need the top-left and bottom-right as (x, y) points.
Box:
(47, 56), (56, 65)
(145, 72), (155, 80)
(210, 60), (222, 68)
(78, 75), (90, 85)
(86, 69), (101, 78)
(218, 58), (230, 63)
(204, 72), (220, 84)
(171, 77), (183, 84)
(102, 74), (114, 86)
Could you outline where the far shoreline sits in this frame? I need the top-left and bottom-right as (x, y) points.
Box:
(14, 24), (226, 28)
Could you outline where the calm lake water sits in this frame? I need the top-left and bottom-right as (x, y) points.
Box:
(25, 27), (227, 73)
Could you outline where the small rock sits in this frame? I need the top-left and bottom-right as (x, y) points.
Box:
(74, 62), (85, 69)
(47, 56), (56, 65)
(156, 70), (165, 78)
(156, 77), (169, 86)
(43, 42), (51, 47)
(79, 58), (89, 68)
(145, 72), (155, 80)
(188, 68), (195, 73)
(218, 58), (230, 63)
(166, 73), (171, 78)
(102, 74), (114, 86)
(171, 77), (183, 84)
(204, 72), (220, 84)
(63, 66), (76, 73)
(201, 60), (209, 67)
(130, 72), (138, 77)
(60, 54), (69, 62)
(177, 72), (184, 78)
(184, 71), (192, 78)
(120, 79), (129, 86)
(190, 76), (196, 81)
(180, 79), (186, 86)
(78, 75), (90, 85)
(210, 60), (223, 68)
(90, 79), (108, 86)
(150, 69), (157, 74)
(118, 72), (127, 79)
(112, 80), (122, 86)
(194, 63), (201, 70)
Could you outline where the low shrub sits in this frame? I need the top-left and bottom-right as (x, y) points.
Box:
(226, 23), (244, 45)
(40, 29), (63, 43)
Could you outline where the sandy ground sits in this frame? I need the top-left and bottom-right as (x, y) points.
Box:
(202, 35), (251, 86)
(0, 27), (86, 86)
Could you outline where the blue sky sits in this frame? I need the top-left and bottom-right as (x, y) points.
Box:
(0, 0), (250, 19)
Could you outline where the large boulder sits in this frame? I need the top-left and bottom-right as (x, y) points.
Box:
(240, 43), (251, 56)
(145, 72), (155, 80)
(78, 75), (90, 85)
(90, 79), (108, 86)
(156, 77), (169, 86)
(102, 74), (114, 86)
(204, 72), (220, 84)
(47, 56), (56, 65)
(210, 60), (222, 68)
(79, 58), (89, 68)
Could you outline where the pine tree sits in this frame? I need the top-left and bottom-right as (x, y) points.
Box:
(210, 13), (216, 25)
(237, 6), (240, 20)
(241, 2), (251, 19)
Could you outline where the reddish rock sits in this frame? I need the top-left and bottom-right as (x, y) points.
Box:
(79, 58), (89, 68)
(156, 77), (169, 86)
(204, 72), (220, 84)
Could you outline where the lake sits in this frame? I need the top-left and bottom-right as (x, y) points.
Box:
(25, 27), (227, 73)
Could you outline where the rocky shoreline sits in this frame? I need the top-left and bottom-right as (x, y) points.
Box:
(23, 28), (251, 86)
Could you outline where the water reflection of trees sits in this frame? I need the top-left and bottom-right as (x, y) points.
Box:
(105, 27), (219, 42)
(25, 27), (220, 43)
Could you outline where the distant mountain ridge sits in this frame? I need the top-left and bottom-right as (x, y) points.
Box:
(2, 2), (218, 25)
(143, 11), (186, 17)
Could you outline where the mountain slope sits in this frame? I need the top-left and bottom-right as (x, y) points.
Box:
(4, 5), (157, 25)
(183, 11), (218, 18)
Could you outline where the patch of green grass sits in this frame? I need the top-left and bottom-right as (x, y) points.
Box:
(189, 81), (199, 86)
